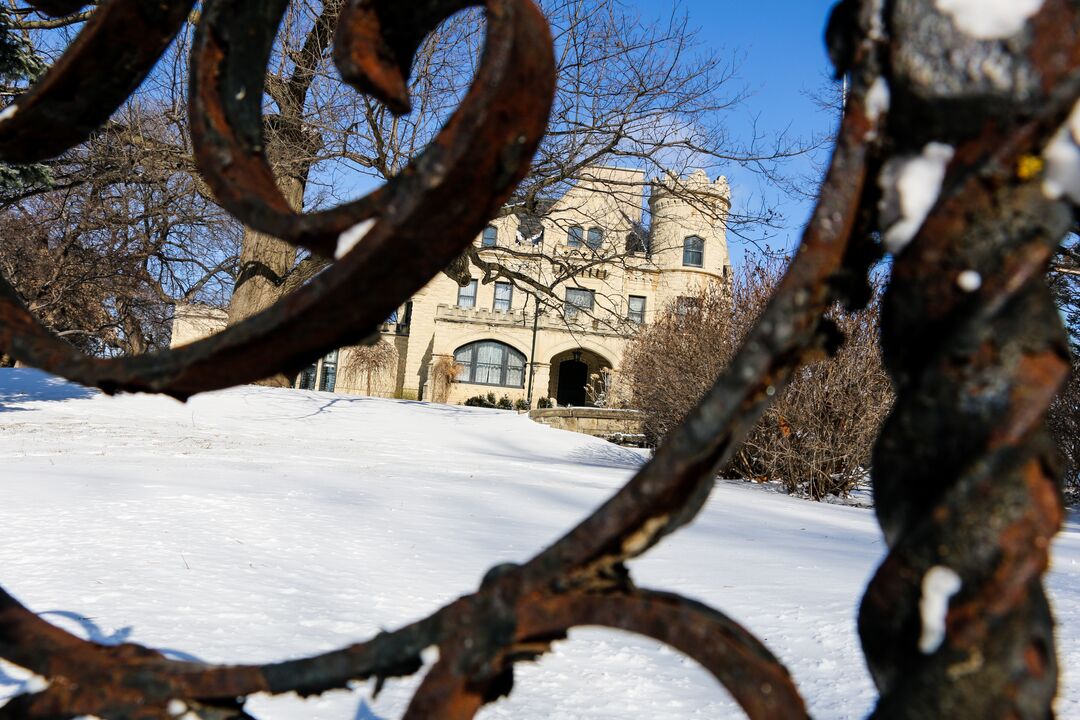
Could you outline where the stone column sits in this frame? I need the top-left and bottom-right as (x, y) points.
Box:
(528, 361), (551, 407)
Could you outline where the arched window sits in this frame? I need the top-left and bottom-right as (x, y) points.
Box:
(586, 227), (604, 250)
(454, 341), (526, 388)
(481, 225), (498, 247)
(682, 235), (704, 267)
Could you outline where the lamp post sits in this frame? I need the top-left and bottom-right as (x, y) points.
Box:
(526, 292), (541, 407)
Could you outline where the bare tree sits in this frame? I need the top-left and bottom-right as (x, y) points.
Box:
(0, 101), (239, 358)
(1047, 233), (1080, 502)
(0, 0), (813, 370)
(195, 0), (810, 323)
(1047, 353), (1080, 504)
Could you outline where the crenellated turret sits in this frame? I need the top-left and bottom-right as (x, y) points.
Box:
(648, 169), (731, 284)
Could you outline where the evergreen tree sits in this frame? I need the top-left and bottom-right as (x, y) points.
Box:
(0, 9), (50, 194)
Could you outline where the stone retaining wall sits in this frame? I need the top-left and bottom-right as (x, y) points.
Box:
(528, 407), (646, 445)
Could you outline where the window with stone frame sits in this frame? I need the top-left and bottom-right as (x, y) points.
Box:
(683, 235), (704, 267)
(567, 225), (583, 247)
(454, 341), (526, 388)
(628, 295), (647, 324)
(493, 282), (513, 312)
(565, 287), (595, 319)
(586, 227), (604, 250)
(457, 279), (478, 308)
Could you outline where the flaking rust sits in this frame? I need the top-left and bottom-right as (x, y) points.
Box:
(0, 0), (1078, 717)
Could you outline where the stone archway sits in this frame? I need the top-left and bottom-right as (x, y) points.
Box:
(548, 348), (612, 407)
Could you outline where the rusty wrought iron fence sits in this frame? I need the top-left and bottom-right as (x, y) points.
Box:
(0, 0), (1077, 717)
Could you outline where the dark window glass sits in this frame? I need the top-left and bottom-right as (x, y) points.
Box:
(493, 282), (513, 312)
(586, 227), (604, 250)
(683, 235), (704, 267)
(299, 363), (317, 390)
(628, 295), (646, 324)
(318, 349), (338, 392)
(482, 225), (498, 247)
(567, 225), (583, 247)
(454, 341), (526, 388)
(626, 227), (648, 254)
(457, 279), (478, 308)
(565, 287), (595, 319)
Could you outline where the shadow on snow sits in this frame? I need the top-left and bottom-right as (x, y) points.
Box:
(0, 369), (96, 413)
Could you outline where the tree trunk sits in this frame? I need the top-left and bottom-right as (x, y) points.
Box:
(226, 170), (306, 387)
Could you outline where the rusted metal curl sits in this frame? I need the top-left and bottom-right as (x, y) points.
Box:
(1, 0), (1079, 717)
(859, 1), (1080, 717)
(0, 0), (814, 717)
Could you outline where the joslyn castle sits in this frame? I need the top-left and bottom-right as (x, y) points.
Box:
(172, 166), (732, 407)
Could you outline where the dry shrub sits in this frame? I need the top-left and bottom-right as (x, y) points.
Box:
(623, 257), (893, 499)
(339, 339), (399, 396)
(623, 281), (739, 441)
(736, 291), (893, 499)
(429, 355), (463, 404)
(1048, 354), (1080, 504)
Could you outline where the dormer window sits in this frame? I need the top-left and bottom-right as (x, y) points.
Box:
(481, 225), (498, 247)
(683, 235), (704, 267)
(626, 226), (648, 254)
(516, 217), (544, 244)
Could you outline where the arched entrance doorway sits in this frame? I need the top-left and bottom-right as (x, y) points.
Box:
(548, 348), (612, 407)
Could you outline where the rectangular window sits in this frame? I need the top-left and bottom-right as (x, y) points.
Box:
(298, 363), (317, 390)
(506, 352), (525, 387)
(482, 225), (498, 247)
(319, 350), (338, 392)
(493, 282), (513, 312)
(565, 287), (595, 319)
(628, 295), (646, 325)
(457, 279), (478, 308)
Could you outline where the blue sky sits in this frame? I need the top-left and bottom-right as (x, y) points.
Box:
(630, 0), (841, 256)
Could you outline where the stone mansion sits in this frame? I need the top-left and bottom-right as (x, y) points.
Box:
(172, 166), (731, 407)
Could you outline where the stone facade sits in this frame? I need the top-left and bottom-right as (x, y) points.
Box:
(171, 167), (731, 407)
(169, 304), (228, 349)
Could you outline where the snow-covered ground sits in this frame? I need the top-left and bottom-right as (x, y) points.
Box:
(0, 368), (1077, 719)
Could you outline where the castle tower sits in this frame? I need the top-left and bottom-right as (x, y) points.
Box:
(648, 170), (731, 295)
